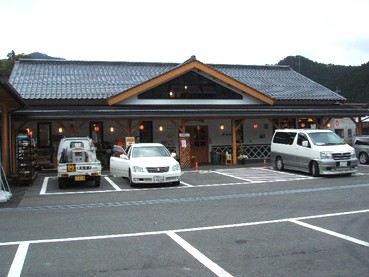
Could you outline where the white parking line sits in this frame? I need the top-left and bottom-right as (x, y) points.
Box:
(290, 219), (369, 247)
(40, 175), (119, 195)
(180, 181), (193, 187)
(7, 242), (29, 277)
(3, 209), (369, 276)
(213, 167), (313, 184)
(213, 170), (253, 182)
(40, 177), (51, 195)
(2, 209), (369, 246)
(167, 232), (232, 277)
(104, 177), (122, 191)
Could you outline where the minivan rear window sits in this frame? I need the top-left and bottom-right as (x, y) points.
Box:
(273, 132), (297, 145)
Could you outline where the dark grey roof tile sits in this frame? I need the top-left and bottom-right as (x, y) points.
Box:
(9, 59), (346, 102)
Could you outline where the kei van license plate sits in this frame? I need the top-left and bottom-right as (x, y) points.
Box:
(154, 176), (164, 182)
(74, 175), (86, 181)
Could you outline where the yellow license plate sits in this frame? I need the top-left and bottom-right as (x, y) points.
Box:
(74, 175), (86, 181)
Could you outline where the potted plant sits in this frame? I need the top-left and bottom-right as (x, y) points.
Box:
(237, 154), (248, 164)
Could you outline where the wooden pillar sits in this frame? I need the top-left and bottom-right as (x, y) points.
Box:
(231, 119), (237, 164)
(1, 105), (9, 175)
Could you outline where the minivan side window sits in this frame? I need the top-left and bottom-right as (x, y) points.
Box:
(273, 132), (297, 145)
(297, 133), (309, 146)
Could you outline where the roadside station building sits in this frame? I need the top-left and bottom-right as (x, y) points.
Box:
(1, 56), (368, 174)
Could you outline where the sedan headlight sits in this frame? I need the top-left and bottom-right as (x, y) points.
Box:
(171, 163), (181, 171)
(132, 165), (144, 172)
(320, 151), (332, 159)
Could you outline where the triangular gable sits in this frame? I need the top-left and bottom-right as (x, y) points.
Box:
(107, 60), (275, 106)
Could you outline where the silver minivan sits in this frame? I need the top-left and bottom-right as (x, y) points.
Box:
(270, 129), (358, 176)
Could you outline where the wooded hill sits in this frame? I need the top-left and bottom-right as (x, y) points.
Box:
(278, 56), (369, 103)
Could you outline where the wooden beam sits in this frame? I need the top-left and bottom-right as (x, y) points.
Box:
(114, 120), (130, 135)
(107, 60), (275, 105)
(353, 117), (362, 136)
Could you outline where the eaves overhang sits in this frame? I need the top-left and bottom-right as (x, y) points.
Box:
(107, 60), (275, 106)
(0, 75), (29, 109)
(11, 105), (368, 120)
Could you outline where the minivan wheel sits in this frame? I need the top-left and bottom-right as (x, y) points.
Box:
(359, 152), (369, 164)
(276, 157), (284, 171)
(311, 161), (320, 177)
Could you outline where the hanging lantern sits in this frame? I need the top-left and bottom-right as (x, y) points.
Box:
(253, 123), (258, 129)
(139, 124), (145, 130)
(94, 125), (100, 132)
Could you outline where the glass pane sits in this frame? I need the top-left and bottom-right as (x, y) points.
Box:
(38, 123), (51, 147)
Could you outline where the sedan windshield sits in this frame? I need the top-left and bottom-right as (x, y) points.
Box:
(132, 146), (170, 158)
(308, 132), (345, 146)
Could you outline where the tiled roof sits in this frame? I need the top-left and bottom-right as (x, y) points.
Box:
(9, 59), (346, 102)
(213, 64), (345, 101)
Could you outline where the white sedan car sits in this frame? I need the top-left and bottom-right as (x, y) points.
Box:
(110, 143), (181, 187)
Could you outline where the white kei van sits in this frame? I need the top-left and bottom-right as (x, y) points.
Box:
(270, 129), (358, 176)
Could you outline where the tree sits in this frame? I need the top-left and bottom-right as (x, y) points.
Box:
(0, 51), (31, 79)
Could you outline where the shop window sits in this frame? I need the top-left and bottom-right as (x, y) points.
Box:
(37, 122), (51, 147)
(335, 129), (344, 138)
(138, 72), (242, 100)
(192, 126), (207, 147)
(89, 122), (104, 143)
(348, 129), (352, 138)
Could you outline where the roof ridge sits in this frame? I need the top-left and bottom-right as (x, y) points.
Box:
(210, 63), (291, 70)
(18, 59), (179, 67)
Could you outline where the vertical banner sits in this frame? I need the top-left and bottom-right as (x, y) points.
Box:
(179, 133), (191, 168)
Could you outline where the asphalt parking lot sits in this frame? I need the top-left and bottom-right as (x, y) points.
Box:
(35, 166), (315, 195)
(1, 164), (369, 276)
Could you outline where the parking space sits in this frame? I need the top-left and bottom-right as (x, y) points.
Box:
(2, 209), (369, 276)
(3, 166), (368, 276)
(39, 167), (315, 195)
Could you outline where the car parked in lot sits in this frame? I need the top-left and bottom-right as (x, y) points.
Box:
(57, 137), (102, 189)
(270, 129), (358, 176)
(352, 136), (369, 164)
(110, 143), (181, 187)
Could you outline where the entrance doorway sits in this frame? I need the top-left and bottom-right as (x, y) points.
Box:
(185, 126), (208, 163)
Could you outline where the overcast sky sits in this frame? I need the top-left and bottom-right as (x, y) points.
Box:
(1, 0), (369, 66)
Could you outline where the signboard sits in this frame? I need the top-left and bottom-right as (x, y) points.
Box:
(125, 137), (135, 146)
(179, 133), (190, 137)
